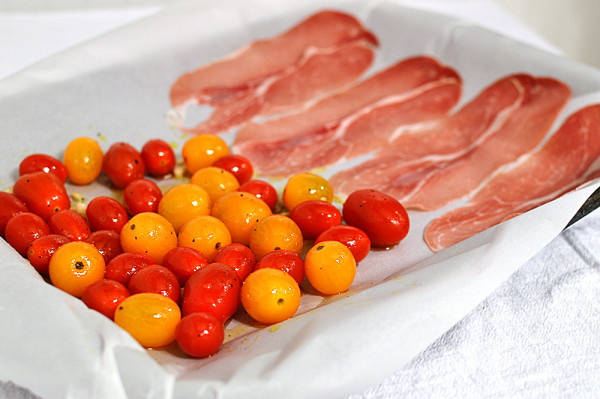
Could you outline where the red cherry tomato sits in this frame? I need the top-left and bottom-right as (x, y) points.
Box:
(13, 171), (70, 221)
(5, 212), (50, 256)
(289, 200), (342, 240)
(212, 154), (254, 185)
(162, 246), (209, 286)
(19, 153), (68, 183)
(212, 243), (256, 282)
(128, 265), (181, 304)
(105, 252), (155, 286)
(254, 250), (305, 286)
(102, 142), (146, 189)
(175, 312), (224, 358)
(86, 196), (129, 232)
(27, 234), (70, 275)
(238, 179), (278, 210)
(141, 139), (176, 178)
(0, 192), (28, 237)
(123, 179), (162, 215)
(85, 229), (123, 264)
(48, 209), (91, 241)
(342, 189), (410, 248)
(315, 225), (371, 263)
(182, 262), (241, 322)
(82, 279), (130, 320)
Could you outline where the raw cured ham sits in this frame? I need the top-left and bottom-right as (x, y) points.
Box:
(234, 56), (462, 176)
(169, 10), (378, 132)
(181, 42), (375, 134)
(331, 75), (570, 210)
(424, 104), (600, 252)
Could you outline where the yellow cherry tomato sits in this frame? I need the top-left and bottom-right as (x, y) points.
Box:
(211, 191), (272, 246)
(178, 215), (232, 261)
(190, 166), (240, 203)
(182, 134), (229, 175)
(120, 212), (178, 264)
(305, 240), (356, 295)
(62, 137), (104, 185)
(114, 293), (181, 348)
(158, 183), (211, 233)
(49, 241), (106, 298)
(241, 268), (301, 325)
(249, 215), (303, 260)
(282, 172), (334, 211)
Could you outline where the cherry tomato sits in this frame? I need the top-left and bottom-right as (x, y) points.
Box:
(141, 139), (176, 178)
(105, 252), (155, 286)
(62, 137), (103, 185)
(282, 172), (333, 211)
(19, 153), (68, 183)
(162, 246), (209, 286)
(0, 192), (28, 237)
(102, 142), (146, 189)
(212, 154), (254, 185)
(48, 209), (91, 241)
(305, 241), (356, 295)
(237, 179), (278, 211)
(178, 215), (232, 262)
(86, 196), (129, 232)
(255, 250), (304, 286)
(13, 171), (70, 221)
(175, 312), (224, 358)
(182, 262), (241, 322)
(128, 265), (181, 304)
(5, 212), (50, 256)
(315, 225), (371, 263)
(27, 234), (70, 276)
(342, 189), (410, 248)
(249, 215), (303, 260)
(82, 279), (130, 320)
(123, 179), (162, 215)
(212, 243), (256, 282)
(182, 134), (229, 175)
(158, 183), (212, 233)
(289, 200), (341, 240)
(120, 212), (177, 264)
(85, 229), (123, 264)
(190, 166), (239, 203)
(49, 241), (106, 298)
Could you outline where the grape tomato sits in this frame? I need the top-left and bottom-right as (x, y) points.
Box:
(315, 224), (371, 263)
(127, 265), (181, 304)
(212, 243), (256, 282)
(289, 200), (341, 240)
(141, 139), (176, 178)
(0, 192), (28, 237)
(27, 234), (70, 276)
(162, 246), (209, 286)
(123, 179), (162, 215)
(102, 142), (146, 189)
(13, 171), (70, 221)
(175, 312), (224, 358)
(19, 154), (68, 183)
(49, 209), (91, 242)
(5, 212), (51, 256)
(237, 179), (278, 211)
(212, 154), (254, 185)
(86, 196), (129, 232)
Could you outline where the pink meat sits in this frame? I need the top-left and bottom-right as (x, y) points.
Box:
(424, 104), (600, 252)
(181, 42), (375, 134)
(331, 75), (570, 211)
(169, 10), (378, 109)
(233, 56), (461, 175)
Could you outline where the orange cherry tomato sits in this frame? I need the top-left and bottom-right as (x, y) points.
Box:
(62, 137), (104, 185)
(241, 268), (301, 325)
(120, 212), (178, 264)
(178, 215), (232, 262)
(48, 241), (106, 298)
(249, 215), (303, 260)
(158, 183), (211, 233)
(282, 172), (334, 211)
(304, 240), (356, 295)
(190, 166), (240, 203)
(182, 134), (229, 175)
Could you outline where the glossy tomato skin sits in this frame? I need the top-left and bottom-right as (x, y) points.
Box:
(212, 154), (254, 185)
(238, 179), (278, 210)
(123, 179), (162, 215)
(19, 154), (68, 183)
(48, 209), (91, 241)
(289, 200), (342, 240)
(85, 230), (123, 264)
(212, 243), (256, 282)
(182, 262), (241, 322)
(342, 189), (409, 248)
(105, 252), (155, 286)
(5, 212), (51, 256)
(82, 279), (130, 320)
(162, 246), (209, 286)
(254, 250), (305, 286)
(315, 225), (371, 263)
(175, 312), (224, 358)
(141, 139), (176, 178)
(128, 265), (181, 304)
(13, 171), (70, 221)
(0, 192), (28, 237)
(102, 142), (146, 189)
(27, 234), (70, 275)
(86, 196), (129, 232)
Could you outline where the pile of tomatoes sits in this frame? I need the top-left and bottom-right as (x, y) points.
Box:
(0, 133), (410, 358)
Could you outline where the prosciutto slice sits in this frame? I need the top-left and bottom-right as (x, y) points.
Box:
(331, 75), (571, 211)
(424, 104), (600, 252)
(234, 56), (462, 176)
